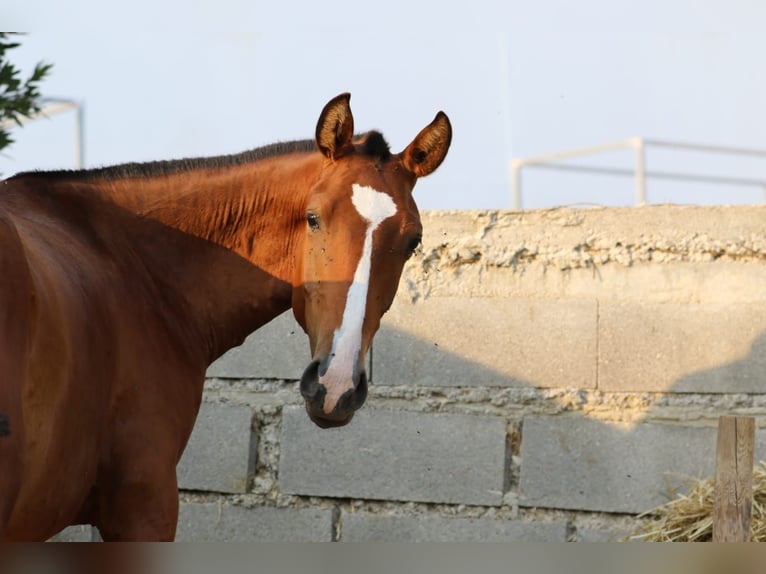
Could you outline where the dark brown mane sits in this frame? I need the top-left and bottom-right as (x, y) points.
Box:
(11, 131), (391, 183)
(12, 139), (318, 182)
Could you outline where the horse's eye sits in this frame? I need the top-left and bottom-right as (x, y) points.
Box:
(306, 213), (320, 231)
(405, 235), (422, 258)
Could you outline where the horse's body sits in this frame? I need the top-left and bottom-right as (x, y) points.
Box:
(0, 94), (451, 540)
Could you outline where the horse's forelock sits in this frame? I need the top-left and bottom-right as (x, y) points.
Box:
(359, 131), (391, 160)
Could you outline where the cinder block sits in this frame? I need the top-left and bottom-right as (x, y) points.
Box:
(279, 407), (507, 506)
(574, 525), (635, 542)
(177, 403), (255, 493)
(175, 502), (334, 542)
(340, 513), (567, 542)
(373, 297), (597, 389)
(520, 417), (766, 514)
(207, 311), (309, 379)
(47, 525), (97, 542)
(599, 302), (766, 393)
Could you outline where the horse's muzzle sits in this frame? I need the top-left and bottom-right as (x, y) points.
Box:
(299, 359), (368, 428)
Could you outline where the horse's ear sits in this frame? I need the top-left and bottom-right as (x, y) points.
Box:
(316, 93), (354, 160)
(400, 111), (452, 178)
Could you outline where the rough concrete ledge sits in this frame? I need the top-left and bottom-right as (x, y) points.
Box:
(416, 206), (766, 271)
(400, 207), (766, 302)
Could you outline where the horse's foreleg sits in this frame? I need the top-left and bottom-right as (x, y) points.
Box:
(96, 473), (179, 541)
(94, 448), (180, 541)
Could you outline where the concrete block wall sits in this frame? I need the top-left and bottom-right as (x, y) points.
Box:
(54, 205), (766, 542)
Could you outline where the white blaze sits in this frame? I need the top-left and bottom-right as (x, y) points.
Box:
(320, 183), (397, 414)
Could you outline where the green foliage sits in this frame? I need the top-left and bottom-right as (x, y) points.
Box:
(0, 33), (52, 152)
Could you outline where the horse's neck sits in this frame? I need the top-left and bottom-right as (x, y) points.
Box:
(101, 158), (315, 284)
(90, 158), (317, 362)
(129, 216), (294, 364)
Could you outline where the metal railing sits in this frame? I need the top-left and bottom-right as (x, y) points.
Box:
(510, 137), (766, 209)
(0, 97), (84, 168)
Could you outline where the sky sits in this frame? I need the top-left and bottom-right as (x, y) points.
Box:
(3, 0), (766, 210)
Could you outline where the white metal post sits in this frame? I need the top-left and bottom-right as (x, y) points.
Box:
(74, 100), (84, 169)
(0, 98), (83, 169)
(632, 137), (647, 205)
(510, 159), (522, 209)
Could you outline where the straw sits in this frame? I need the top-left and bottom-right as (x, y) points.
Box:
(626, 461), (766, 542)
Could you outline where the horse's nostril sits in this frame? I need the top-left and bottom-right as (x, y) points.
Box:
(355, 370), (368, 406)
(300, 360), (323, 400)
(334, 370), (368, 414)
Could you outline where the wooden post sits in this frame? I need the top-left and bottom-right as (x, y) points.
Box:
(713, 416), (755, 542)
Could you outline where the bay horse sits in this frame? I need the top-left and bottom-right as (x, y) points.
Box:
(0, 93), (451, 541)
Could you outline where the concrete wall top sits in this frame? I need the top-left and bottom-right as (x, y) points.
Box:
(405, 205), (766, 303)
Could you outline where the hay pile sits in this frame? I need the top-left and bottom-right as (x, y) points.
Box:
(627, 461), (766, 542)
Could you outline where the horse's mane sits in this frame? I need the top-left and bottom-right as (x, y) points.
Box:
(13, 131), (391, 182)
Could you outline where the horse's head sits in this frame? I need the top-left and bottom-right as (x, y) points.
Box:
(292, 93), (451, 428)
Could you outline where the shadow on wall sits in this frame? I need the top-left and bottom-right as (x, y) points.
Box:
(513, 331), (766, 521)
(372, 297), (598, 391)
(207, 305), (766, 519)
(370, 312), (766, 513)
(673, 331), (766, 393)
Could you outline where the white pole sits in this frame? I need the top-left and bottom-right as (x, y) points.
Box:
(74, 100), (84, 169)
(0, 98), (84, 169)
(633, 137), (646, 205)
(510, 159), (521, 209)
